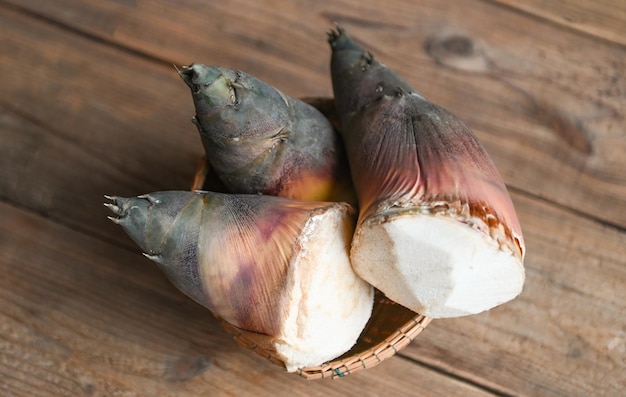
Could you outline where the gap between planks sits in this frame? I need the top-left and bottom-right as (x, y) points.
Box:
(483, 0), (626, 48)
(0, 0), (174, 68)
(396, 354), (515, 397)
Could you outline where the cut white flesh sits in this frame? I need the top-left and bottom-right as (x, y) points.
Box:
(351, 213), (525, 318)
(270, 205), (374, 371)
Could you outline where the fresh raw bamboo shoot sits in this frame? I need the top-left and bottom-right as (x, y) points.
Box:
(179, 64), (354, 204)
(105, 191), (373, 371)
(328, 27), (525, 318)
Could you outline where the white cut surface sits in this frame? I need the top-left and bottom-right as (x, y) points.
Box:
(275, 204), (374, 372)
(351, 214), (525, 318)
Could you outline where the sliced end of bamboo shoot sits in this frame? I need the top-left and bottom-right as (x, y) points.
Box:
(274, 203), (374, 371)
(352, 210), (524, 318)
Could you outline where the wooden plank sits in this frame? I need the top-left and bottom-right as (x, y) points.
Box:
(488, 0), (626, 47)
(0, 5), (204, 244)
(3, 0), (626, 228)
(401, 191), (626, 396)
(0, 2), (203, 189)
(0, 106), (149, 248)
(0, 202), (495, 397)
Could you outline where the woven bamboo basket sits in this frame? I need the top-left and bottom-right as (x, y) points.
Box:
(190, 97), (432, 379)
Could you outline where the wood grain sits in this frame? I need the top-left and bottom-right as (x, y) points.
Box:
(4, 0), (626, 228)
(488, 0), (626, 47)
(0, 0), (625, 396)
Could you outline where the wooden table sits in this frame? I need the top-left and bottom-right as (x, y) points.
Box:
(1, 1), (624, 396)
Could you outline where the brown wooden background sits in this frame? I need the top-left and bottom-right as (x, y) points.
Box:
(1, 1), (625, 396)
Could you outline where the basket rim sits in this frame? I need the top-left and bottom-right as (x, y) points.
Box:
(216, 310), (432, 380)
